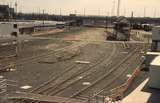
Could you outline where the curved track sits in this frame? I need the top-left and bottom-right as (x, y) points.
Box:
(1, 43), (85, 71)
(12, 43), (116, 103)
(68, 48), (138, 99)
(37, 44), (117, 96)
(76, 49), (142, 100)
(11, 43), (143, 103)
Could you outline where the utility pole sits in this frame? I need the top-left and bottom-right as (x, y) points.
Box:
(106, 11), (110, 31)
(84, 8), (86, 16)
(98, 8), (100, 16)
(154, 8), (157, 18)
(43, 9), (45, 27)
(106, 16), (108, 31)
(129, 11), (134, 41)
(55, 9), (57, 15)
(124, 7), (126, 17)
(60, 8), (62, 16)
(111, 0), (116, 16)
(117, 0), (121, 17)
(74, 9), (77, 15)
(8, 2), (11, 22)
(15, 1), (18, 20)
(107, 11), (110, 17)
(131, 11), (134, 24)
(38, 8), (40, 20)
(9, 2), (12, 8)
(144, 7), (146, 17)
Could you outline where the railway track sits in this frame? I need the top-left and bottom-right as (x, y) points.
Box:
(11, 43), (116, 103)
(11, 43), (142, 103)
(17, 43), (138, 103)
(98, 55), (143, 96)
(31, 43), (116, 94)
(0, 43), (86, 71)
(53, 45), (137, 98)
(78, 50), (142, 100)
(67, 47), (140, 100)
(70, 48), (139, 98)
(30, 43), (114, 93)
(36, 44), (117, 96)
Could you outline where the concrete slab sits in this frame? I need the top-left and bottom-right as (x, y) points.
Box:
(121, 78), (160, 103)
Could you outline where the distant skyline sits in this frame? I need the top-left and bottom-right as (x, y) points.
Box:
(1, 0), (160, 17)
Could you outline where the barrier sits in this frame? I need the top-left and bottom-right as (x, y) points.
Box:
(105, 66), (141, 102)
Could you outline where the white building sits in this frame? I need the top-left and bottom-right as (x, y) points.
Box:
(152, 26), (160, 51)
(0, 23), (19, 38)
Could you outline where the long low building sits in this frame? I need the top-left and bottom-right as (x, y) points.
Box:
(0, 21), (66, 36)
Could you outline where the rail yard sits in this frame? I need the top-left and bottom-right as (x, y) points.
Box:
(0, 27), (147, 103)
(1, 0), (160, 103)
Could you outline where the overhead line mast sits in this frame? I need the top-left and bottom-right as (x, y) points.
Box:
(117, 0), (121, 17)
(111, 0), (116, 16)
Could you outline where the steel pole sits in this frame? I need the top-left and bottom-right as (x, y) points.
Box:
(117, 0), (121, 17)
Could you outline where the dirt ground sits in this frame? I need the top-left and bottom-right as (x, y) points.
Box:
(0, 27), (107, 91)
(0, 27), (144, 102)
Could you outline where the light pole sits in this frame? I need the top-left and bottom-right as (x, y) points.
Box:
(98, 8), (100, 16)
(111, 0), (116, 16)
(84, 8), (86, 16)
(43, 9), (45, 27)
(144, 7), (146, 18)
(117, 0), (121, 17)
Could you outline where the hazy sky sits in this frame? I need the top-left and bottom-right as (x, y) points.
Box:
(1, 0), (160, 17)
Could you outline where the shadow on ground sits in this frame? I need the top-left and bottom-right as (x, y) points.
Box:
(124, 71), (149, 98)
(141, 81), (160, 103)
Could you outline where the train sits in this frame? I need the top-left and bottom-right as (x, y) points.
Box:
(132, 23), (152, 31)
